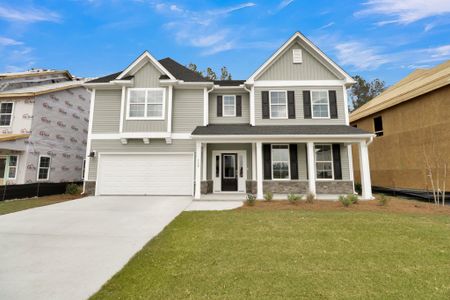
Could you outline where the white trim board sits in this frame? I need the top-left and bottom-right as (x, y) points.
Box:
(253, 80), (346, 87)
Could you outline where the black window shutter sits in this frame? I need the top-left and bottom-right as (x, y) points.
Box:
(236, 95), (242, 117)
(263, 144), (272, 180)
(262, 91), (270, 119)
(217, 96), (222, 117)
(303, 91), (311, 119)
(332, 144), (342, 180)
(329, 90), (338, 119)
(288, 91), (295, 119)
(289, 144), (298, 180)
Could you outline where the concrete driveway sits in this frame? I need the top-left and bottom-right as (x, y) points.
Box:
(0, 196), (192, 300)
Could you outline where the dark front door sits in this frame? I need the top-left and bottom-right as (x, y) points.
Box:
(221, 153), (237, 191)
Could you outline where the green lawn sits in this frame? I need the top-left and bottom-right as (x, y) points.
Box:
(0, 194), (81, 215)
(92, 208), (450, 299)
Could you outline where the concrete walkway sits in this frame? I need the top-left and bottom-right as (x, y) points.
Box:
(0, 196), (192, 300)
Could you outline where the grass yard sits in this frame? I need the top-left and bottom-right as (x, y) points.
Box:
(92, 198), (450, 299)
(0, 194), (82, 215)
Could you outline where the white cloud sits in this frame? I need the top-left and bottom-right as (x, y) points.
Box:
(318, 22), (335, 30)
(428, 45), (450, 60)
(0, 4), (61, 23)
(334, 41), (391, 71)
(276, 0), (294, 11)
(0, 37), (23, 46)
(356, 0), (450, 25)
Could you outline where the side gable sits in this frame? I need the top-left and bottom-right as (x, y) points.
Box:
(247, 32), (355, 85)
(257, 42), (340, 81)
(116, 51), (176, 80)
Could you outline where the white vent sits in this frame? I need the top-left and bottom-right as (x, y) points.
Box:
(293, 49), (303, 63)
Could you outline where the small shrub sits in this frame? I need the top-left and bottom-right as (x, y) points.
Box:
(264, 191), (273, 202)
(66, 183), (81, 195)
(354, 182), (362, 195)
(339, 195), (352, 207)
(348, 193), (359, 204)
(287, 193), (301, 204)
(378, 194), (389, 206)
(246, 193), (256, 206)
(305, 191), (315, 204)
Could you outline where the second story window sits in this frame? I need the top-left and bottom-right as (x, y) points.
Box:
(270, 90), (287, 119)
(311, 91), (329, 119)
(374, 116), (383, 136)
(127, 88), (165, 120)
(222, 95), (236, 117)
(0, 102), (14, 126)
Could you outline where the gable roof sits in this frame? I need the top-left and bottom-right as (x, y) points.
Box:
(0, 80), (85, 98)
(246, 32), (355, 85)
(116, 51), (176, 80)
(86, 57), (209, 84)
(350, 60), (450, 122)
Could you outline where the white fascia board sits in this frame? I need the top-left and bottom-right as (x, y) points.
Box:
(246, 32), (355, 85)
(83, 83), (122, 89)
(212, 85), (246, 90)
(176, 81), (214, 87)
(253, 80), (346, 87)
(191, 134), (374, 142)
(116, 51), (176, 80)
(110, 79), (134, 87)
(90, 132), (192, 140)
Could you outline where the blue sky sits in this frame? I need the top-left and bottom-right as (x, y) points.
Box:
(1, 0), (450, 85)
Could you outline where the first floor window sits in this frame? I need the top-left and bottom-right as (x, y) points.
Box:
(0, 102), (13, 126)
(270, 91), (287, 118)
(222, 95), (236, 116)
(315, 144), (333, 179)
(7, 156), (18, 179)
(271, 144), (290, 179)
(128, 88), (164, 119)
(374, 116), (383, 136)
(311, 91), (329, 118)
(38, 156), (51, 180)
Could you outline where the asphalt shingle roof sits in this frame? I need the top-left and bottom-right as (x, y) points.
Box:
(213, 80), (246, 86)
(191, 124), (371, 136)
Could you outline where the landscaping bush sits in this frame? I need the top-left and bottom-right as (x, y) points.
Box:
(305, 192), (315, 204)
(264, 191), (273, 202)
(378, 194), (389, 206)
(339, 195), (352, 207)
(287, 193), (301, 204)
(246, 193), (256, 206)
(348, 193), (359, 204)
(66, 183), (81, 195)
(354, 182), (362, 195)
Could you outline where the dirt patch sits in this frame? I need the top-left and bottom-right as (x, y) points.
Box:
(238, 195), (450, 216)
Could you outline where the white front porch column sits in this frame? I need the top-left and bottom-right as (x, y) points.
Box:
(306, 142), (316, 195)
(202, 143), (207, 181)
(252, 143), (256, 180)
(195, 141), (202, 199)
(358, 141), (373, 200)
(256, 142), (263, 199)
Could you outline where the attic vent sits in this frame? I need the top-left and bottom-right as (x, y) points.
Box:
(293, 49), (303, 63)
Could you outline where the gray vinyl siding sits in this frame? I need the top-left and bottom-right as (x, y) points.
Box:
(92, 89), (121, 133)
(206, 143), (253, 180)
(254, 86), (346, 125)
(87, 139), (195, 180)
(209, 92), (250, 124)
(256, 43), (340, 81)
(133, 63), (162, 88)
(172, 89), (203, 132)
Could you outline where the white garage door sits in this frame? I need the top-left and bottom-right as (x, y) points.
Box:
(97, 153), (194, 195)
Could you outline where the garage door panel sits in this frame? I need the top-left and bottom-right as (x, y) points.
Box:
(97, 154), (194, 195)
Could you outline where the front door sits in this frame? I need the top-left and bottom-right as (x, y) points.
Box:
(221, 153), (237, 191)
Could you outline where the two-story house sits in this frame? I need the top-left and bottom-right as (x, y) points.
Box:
(84, 32), (374, 200)
(0, 69), (90, 186)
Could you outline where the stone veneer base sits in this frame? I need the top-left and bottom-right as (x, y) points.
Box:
(84, 181), (96, 195)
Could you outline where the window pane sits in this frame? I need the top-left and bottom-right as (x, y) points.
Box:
(223, 96), (235, 105)
(271, 105), (287, 118)
(129, 90), (145, 104)
(129, 104), (145, 117)
(147, 104), (163, 117)
(38, 168), (49, 180)
(223, 105), (235, 116)
(215, 156), (220, 177)
(147, 90), (164, 104)
(0, 103), (13, 113)
(317, 162), (333, 179)
(8, 166), (16, 178)
(0, 115), (11, 126)
(312, 91), (328, 104)
(272, 146), (289, 161)
(40, 157), (50, 168)
(9, 156), (17, 167)
(313, 104), (328, 118)
(270, 91), (286, 104)
(273, 162), (289, 179)
(223, 155), (235, 178)
(315, 145), (332, 161)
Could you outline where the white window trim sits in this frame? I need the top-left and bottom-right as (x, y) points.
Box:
(269, 90), (288, 119)
(315, 144), (334, 181)
(0, 102), (14, 127)
(222, 95), (236, 117)
(126, 88), (166, 120)
(310, 90), (330, 119)
(37, 155), (51, 181)
(271, 144), (291, 181)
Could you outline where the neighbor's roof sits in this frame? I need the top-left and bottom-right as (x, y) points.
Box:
(0, 69), (72, 80)
(213, 80), (246, 86)
(191, 124), (371, 136)
(350, 60), (450, 122)
(0, 134), (30, 142)
(0, 80), (86, 98)
(87, 57), (209, 83)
